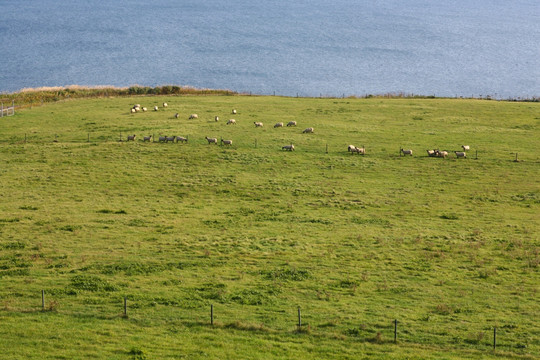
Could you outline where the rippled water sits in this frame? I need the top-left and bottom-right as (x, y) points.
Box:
(0, 0), (538, 97)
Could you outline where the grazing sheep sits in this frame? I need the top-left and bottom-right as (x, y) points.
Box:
(142, 107), (147, 112)
(158, 136), (167, 143)
(127, 134), (136, 141)
(131, 108), (136, 113)
(274, 122), (284, 128)
(347, 145), (356, 152)
(221, 139), (233, 146)
(437, 150), (448, 158)
(189, 114), (198, 119)
(400, 148), (413, 156)
(254, 122), (263, 127)
(351, 146), (365, 155)
(174, 113), (179, 119)
(205, 136), (218, 144)
(227, 119), (236, 125)
(143, 135), (152, 142)
(462, 145), (470, 151)
(163, 102), (168, 108)
(302, 127), (314, 133)
(232, 109), (237, 114)
(132, 104), (140, 112)
(286, 121), (297, 127)
(215, 116), (219, 122)
(176, 136), (188, 143)
(282, 144), (295, 151)
(455, 151), (467, 158)
(154, 106), (159, 111)
(166, 136), (176, 143)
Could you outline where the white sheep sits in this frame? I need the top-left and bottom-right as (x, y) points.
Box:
(347, 145), (356, 152)
(221, 139), (233, 146)
(302, 127), (314, 133)
(437, 150), (448, 158)
(131, 108), (136, 113)
(142, 107), (147, 112)
(427, 149), (437, 157)
(174, 113), (179, 119)
(143, 135), (152, 142)
(286, 121), (297, 127)
(254, 122), (263, 127)
(176, 136), (188, 143)
(400, 148), (413, 156)
(282, 144), (295, 151)
(462, 145), (470, 151)
(189, 114), (198, 119)
(351, 146), (365, 155)
(154, 106), (159, 111)
(232, 109), (237, 114)
(205, 136), (218, 144)
(127, 134), (136, 141)
(455, 151), (467, 158)
(227, 119), (236, 125)
(274, 122), (284, 128)
(215, 116), (219, 122)
(163, 102), (168, 108)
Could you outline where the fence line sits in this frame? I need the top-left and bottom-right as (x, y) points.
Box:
(0, 101), (15, 117)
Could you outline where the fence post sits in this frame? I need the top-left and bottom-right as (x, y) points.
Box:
(326, 143), (328, 154)
(493, 327), (496, 350)
(124, 297), (127, 316)
(394, 319), (397, 343)
(211, 304), (214, 326)
(297, 307), (301, 330)
(42, 290), (45, 311)
(87, 133), (90, 142)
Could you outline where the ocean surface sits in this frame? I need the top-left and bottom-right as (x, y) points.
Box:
(0, 0), (538, 98)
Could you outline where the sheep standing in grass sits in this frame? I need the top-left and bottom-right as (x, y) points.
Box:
(351, 146), (365, 155)
(143, 135), (152, 142)
(154, 106), (159, 111)
(462, 145), (470, 151)
(232, 109), (237, 114)
(437, 150), (448, 158)
(287, 121), (297, 127)
(158, 136), (167, 143)
(427, 149), (437, 157)
(127, 135), (136, 141)
(254, 122), (263, 127)
(274, 122), (284, 128)
(215, 116), (219, 122)
(131, 108), (136, 113)
(166, 136), (176, 143)
(176, 136), (188, 143)
(163, 102), (168, 108)
(302, 127), (314, 133)
(227, 119), (236, 125)
(221, 139), (233, 146)
(455, 151), (467, 158)
(348, 145), (356, 152)
(189, 114), (198, 119)
(174, 113), (179, 119)
(282, 144), (295, 151)
(142, 107), (147, 112)
(400, 148), (413, 156)
(206, 136), (218, 144)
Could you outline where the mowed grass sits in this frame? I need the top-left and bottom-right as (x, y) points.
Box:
(0, 95), (538, 359)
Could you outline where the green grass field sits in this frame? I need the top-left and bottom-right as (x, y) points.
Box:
(0, 95), (538, 359)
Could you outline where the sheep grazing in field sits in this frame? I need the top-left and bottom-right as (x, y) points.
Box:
(462, 145), (470, 151)
(227, 119), (237, 125)
(132, 104), (140, 112)
(286, 121), (297, 127)
(221, 139), (233, 146)
(302, 127), (314, 133)
(142, 107), (147, 112)
(158, 136), (167, 143)
(143, 135), (152, 142)
(254, 122), (263, 127)
(400, 148), (413, 156)
(282, 144), (295, 151)
(127, 134), (136, 141)
(176, 136), (188, 143)
(174, 113), (179, 119)
(350, 146), (365, 155)
(455, 151), (467, 158)
(347, 145), (356, 152)
(154, 106), (159, 111)
(215, 116), (219, 122)
(437, 150), (448, 158)
(166, 136), (176, 143)
(274, 122), (284, 128)
(131, 108), (136, 113)
(206, 136), (218, 144)
(232, 109), (237, 114)
(163, 102), (168, 108)
(427, 149), (438, 157)
(189, 114), (198, 119)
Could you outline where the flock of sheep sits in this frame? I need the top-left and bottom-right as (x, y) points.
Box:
(128, 103), (471, 158)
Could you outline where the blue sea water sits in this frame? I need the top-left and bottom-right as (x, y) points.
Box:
(0, 0), (538, 98)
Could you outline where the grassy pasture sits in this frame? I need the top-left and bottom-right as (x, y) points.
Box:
(0, 95), (538, 359)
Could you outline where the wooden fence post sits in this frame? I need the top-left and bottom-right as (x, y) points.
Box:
(211, 304), (214, 326)
(42, 290), (45, 311)
(297, 307), (301, 330)
(394, 319), (398, 343)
